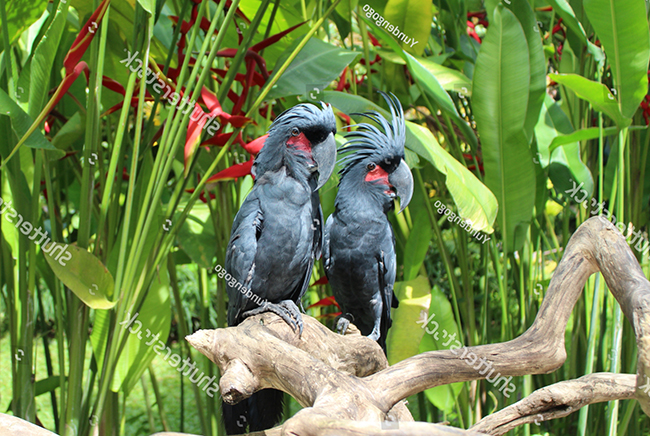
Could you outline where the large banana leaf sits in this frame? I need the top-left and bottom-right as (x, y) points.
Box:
(505, 0), (545, 142)
(584, 0), (650, 119)
(472, 5), (536, 253)
(383, 0), (433, 55)
(322, 91), (497, 233)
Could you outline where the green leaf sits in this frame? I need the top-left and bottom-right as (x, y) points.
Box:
(361, 13), (478, 149)
(418, 283), (463, 413)
(360, 13), (456, 116)
(174, 202), (217, 270)
(549, 73), (631, 129)
(404, 52), (459, 117)
(414, 56), (472, 95)
(381, 0), (433, 55)
(90, 264), (172, 394)
(0, 0), (49, 48)
(27, 1), (69, 118)
(137, 0), (155, 14)
(386, 275), (431, 364)
(51, 112), (85, 151)
(406, 122), (496, 233)
(266, 38), (361, 100)
(548, 126), (620, 153)
(472, 5), (536, 252)
(583, 0), (650, 119)
(335, 0), (358, 21)
(504, 0), (545, 141)
(322, 91), (497, 233)
(0, 89), (65, 158)
(402, 209), (432, 281)
(545, 0), (604, 61)
(534, 95), (594, 197)
(44, 244), (116, 309)
(6, 375), (62, 409)
(111, 268), (171, 393)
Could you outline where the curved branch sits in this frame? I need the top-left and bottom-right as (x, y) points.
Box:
(470, 373), (637, 435)
(187, 217), (650, 433)
(367, 216), (650, 413)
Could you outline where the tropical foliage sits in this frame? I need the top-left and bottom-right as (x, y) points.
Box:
(0, 0), (649, 435)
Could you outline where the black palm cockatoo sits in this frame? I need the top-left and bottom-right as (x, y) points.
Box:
(222, 102), (337, 434)
(323, 92), (413, 352)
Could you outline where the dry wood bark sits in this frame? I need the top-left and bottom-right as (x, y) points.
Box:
(0, 414), (58, 436)
(185, 216), (650, 435)
(470, 373), (636, 435)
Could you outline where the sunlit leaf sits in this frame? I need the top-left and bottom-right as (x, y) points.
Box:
(386, 275), (432, 364)
(418, 283), (463, 413)
(550, 73), (631, 129)
(584, 0), (650, 119)
(44, 244), (116, 310)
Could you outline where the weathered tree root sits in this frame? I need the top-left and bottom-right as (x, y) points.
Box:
(187, 216), (650, 435)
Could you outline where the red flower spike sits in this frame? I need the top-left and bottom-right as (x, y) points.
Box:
(242, 134), (267, 155)
(336, 66), (349, 92)
(306, 295), (340, 310)
(314, 312), (342, 320)
(367, 32), (381, 47)
(63, 0), (110, 76)
(250, 21), (306, 53)
(205, 157), (254, 182)
(102, 76), (126, 96)
(311, 276), (329, 286)
(45, 62), (90, 117)
(184, 101), (214, 173)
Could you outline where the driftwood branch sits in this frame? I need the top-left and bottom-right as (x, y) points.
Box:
(0, 414), (58, 436)
(187, 216), (650, 434)
(470, 373), (637, 435)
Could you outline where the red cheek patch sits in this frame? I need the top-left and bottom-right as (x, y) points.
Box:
(365, 166), (390, 184)
(287, 132), (312, 154)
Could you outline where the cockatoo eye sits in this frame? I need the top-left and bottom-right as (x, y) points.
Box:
(367, 162), (376, 171)
(291, 127), (300, 136)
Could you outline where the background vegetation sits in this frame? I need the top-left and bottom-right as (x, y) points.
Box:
(1, 0), (649, 435)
